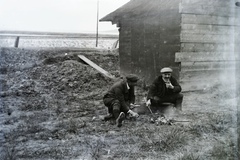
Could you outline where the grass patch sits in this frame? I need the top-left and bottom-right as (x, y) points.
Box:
(178, 153), (200, 160)
(1, 144), (17, 160)
(209, 143), (236, 160)
(85, 137), (107, 160)
(206, 113), (233, 133)
(187, 124), (210, 137)
(156, 128), (188, 152)
(140, 127), (188, 152)
(188, 113), (233, 136)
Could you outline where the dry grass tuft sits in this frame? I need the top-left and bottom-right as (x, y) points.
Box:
(1, 145), (17, 160)
(178, 153), (200, 160)
(209, 143), (236, 160)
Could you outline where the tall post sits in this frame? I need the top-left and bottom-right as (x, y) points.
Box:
(96, 0), (99, 47)
(14, 36), (20, 48)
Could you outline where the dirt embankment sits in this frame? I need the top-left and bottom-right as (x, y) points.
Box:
(0, 47), (239, 160)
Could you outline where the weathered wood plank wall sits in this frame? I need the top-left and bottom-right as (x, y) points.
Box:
(177, 0), (240, 91)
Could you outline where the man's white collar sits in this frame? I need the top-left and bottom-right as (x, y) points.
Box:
(162, 77), (170, 83)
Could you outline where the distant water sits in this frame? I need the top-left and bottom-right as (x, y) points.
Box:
(0, 30), (119, 37)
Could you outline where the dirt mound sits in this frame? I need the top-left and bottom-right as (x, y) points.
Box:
(0, 48), (119, 111)
(0, 48), (120, 159)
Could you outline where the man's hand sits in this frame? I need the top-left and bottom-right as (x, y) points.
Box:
(166, 82), (174, 89)
(146, 99), (151, 107)
(128, 110), (139, 118)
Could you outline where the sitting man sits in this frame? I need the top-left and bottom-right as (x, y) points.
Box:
(103, 74), (139, 127)
(146, 67), (183, 111)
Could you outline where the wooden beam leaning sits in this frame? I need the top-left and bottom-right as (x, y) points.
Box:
(78, 55), (116, 79)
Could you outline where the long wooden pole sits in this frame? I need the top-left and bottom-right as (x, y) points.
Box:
(96, 0), (99, 47)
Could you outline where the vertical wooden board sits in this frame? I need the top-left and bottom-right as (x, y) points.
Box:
(158, 10), (181, 33)
(158, 55), (176, 64)
(119, 56), (132, 75)
(144, 17), (161, 32)
(159, 44), (181, 53)
(143, 19), (162, 82)
(159, 15), (181, 29)
(158, 13), (181, 36)
(131, 45), (143, 74)
(136, 48), (147, 77)
(143, 46), (156, 80)
(119, 23), (132, 75)
(131, 21), (145, 75)
(144, 32), (160, 40)
(157, 45), (178, 65)
(159, 35), (180, 44)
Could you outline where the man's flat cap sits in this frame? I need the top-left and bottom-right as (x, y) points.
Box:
(126, 74), (139, 82)
(160, 67), (173, 73)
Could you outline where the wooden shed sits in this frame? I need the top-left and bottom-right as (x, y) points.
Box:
(100, 0), (240, 91)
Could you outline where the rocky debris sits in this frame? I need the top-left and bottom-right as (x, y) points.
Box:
(150, 115), (190, 125)
(150, 115), (172, 125)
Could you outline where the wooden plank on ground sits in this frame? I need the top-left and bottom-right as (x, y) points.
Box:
(78, 55), (115, 79)
(181, 14), (240, 26)
(175, 52), (239, 62)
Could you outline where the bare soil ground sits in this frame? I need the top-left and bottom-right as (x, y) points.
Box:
(0, 47), (239, 160)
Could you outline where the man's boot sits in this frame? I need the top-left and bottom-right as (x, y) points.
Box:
(103, 113), (114, 121)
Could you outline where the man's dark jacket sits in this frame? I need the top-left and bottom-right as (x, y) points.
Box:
(104, 79), (135, 109)
(147, 75), (181, 100)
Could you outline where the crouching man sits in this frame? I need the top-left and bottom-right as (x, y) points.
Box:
(146, 67), (183, 111)
(103, 74), (139, 127)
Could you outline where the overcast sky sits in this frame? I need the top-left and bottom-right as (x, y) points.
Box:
(0, 0), (130, 33)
